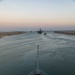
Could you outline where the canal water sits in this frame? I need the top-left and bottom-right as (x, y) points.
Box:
(0, 32), (75, 75)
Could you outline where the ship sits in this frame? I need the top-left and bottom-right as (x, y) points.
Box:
(37, 29), (43, 34)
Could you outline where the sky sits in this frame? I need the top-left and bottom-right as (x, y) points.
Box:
(0, 0), (75, 31)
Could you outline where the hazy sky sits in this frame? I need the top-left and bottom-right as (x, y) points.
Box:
(0, 0), (75, 31)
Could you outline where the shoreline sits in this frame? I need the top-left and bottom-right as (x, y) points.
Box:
(0, 31), (25, 39)
(54, 31), (75, 36)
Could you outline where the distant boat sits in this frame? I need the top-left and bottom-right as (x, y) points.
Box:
(44, 33), (47, 35)
(37, 29), (43, 34)
(28, 45), (47, 75)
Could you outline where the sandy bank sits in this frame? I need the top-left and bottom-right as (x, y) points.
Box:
(0, 31), (25, 39)
(54, 31), (75, 36)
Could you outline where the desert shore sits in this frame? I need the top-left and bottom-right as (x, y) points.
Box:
(0, 31), (25, 39)
(54, 31), (75, 36)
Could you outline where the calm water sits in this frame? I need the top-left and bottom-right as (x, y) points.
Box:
(0, 32), (75, 75)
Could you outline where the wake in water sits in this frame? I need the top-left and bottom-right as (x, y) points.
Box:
(28, 44), (47, 75)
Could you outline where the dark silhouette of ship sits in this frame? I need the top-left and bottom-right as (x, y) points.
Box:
(37, 29), (43, 34)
